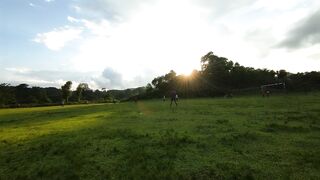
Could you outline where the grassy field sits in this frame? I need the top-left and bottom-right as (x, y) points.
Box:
(0, 93), (320, 179)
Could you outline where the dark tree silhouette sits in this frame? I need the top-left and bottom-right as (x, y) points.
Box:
(61, 81), (72, 103)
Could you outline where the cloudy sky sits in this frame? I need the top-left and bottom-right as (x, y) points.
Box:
(1, 0), (320, 90)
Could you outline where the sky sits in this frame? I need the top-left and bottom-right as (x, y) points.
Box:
(1, 0), (320, 90)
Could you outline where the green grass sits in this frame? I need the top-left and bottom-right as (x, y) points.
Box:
(0, 93), (320, 179)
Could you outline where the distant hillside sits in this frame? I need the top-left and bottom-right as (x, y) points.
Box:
(106, 87), (146, 101)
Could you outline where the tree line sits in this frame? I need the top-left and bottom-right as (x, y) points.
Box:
(142, 52), (320, 99)
(1, 52), (319, 107)
(0, 81), (146, 107)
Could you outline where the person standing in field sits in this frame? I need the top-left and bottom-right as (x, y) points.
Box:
(170, 90), (178, 107)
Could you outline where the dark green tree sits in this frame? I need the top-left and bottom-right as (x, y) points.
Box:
(146, 83), (153, 94)
(76, 83), (89, 102)
(15, 84), (34, 104)
(200, 52), (233, 95)
(61, 81), (72, 103)
(0, 83), (15, 105)
(30, 87), (50, 103)
(277, 70), (288, 82)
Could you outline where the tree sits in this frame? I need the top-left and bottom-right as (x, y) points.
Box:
(76, 83), (89, 102)
(0, 83), (15, 105)
(45, 87), (61, 103)
(30, 87), (50, 103)
(277, 70), (288, 82)
(61, 81), (72, 103)
(104, 91), (114, 102)
(200, 52), (233, 95)
(146, 83), (153, 94)
(15, 84), (34, 104)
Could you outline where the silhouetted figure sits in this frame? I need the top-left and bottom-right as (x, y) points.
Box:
(261, 86), (270, 97)
(170, 90), (178, 107)
(266, 90), (270, 97)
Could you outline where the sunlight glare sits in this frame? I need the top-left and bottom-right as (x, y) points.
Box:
(178, 67), (194, 77)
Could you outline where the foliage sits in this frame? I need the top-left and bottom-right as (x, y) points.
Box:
(61, 81), (72, 103)
(76, 83), (89, 102)
(145, 52), (320, 98)
(0, 84), (15, 106)
(106, 87), (146, 101)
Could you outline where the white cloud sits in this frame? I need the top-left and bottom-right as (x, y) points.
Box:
(69, 1), (212, 78)
(1, 67), (95, 89)
(65, 0), (320, 81)
(67, 16), (80, 23)
(75, 0), (157, 20)
(33, 26), (83, 51)
(5, 67), (31, 73)
(81, 19), (113, 36)
(252, 0), (304, 11)
(72, 5), (82, 13)
(24, 0), (320, 89)
(1, 67), (151, 90)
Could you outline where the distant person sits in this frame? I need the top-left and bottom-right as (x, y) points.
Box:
(261, 86), (270, 97)
(175, 94), (179, 101)
(163, 95), (166, 101)
(266, 90), (270, 97)
(170, 90), (178, 107)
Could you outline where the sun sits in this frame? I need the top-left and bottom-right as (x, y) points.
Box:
(178, 68), (193, 76)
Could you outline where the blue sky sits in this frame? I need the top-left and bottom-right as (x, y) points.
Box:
(1, 0), (320, 89)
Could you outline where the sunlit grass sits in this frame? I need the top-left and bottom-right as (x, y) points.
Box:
(0, 112), (110, 143)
